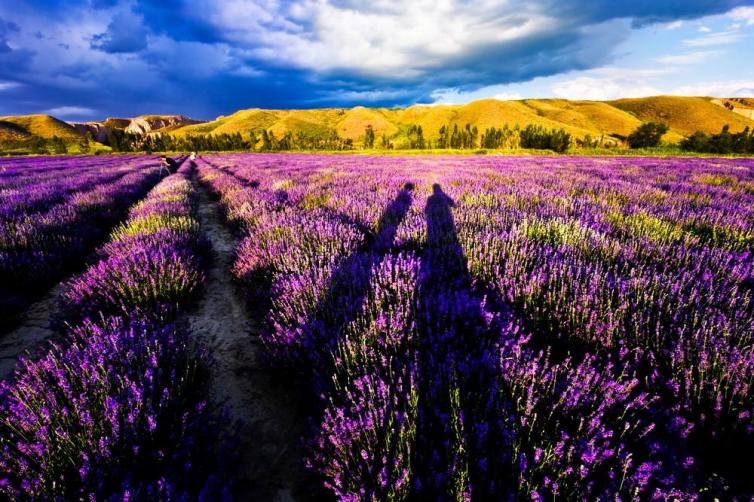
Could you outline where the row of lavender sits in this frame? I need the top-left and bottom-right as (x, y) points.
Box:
(0, 159), (228, 499)
(0, 156), (149, 218)
(199, 153), (754, 499)
(0, 156), (166, 326)
(0, 156), (124, 186)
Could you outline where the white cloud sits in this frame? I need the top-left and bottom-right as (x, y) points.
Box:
(729, 6), (754, 26)
(549, 67), (671, 100)
(665, 20), (683, 30)
(551, 76), (661, 100)
(230, 66), (266, 78)
(698, 26), (711, 32)
(654, 50), (718, 65)
(430, 88), (474, 104)
(326, 89), (413, 103)
(430, 87), (523, 104)
(672, 80), (754, 97)
(683, 30), (743, 47)
(203, 1), (568, 77)
(43, 106), (97, 118)
(492, 91), (524, 101)
(0, 81), (19, 91)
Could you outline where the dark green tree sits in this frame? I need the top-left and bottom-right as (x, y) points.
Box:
(78, 133), (91, 154)
(50, 136), (68, 154)
(261, 130), (272, 151)
(627, 122), (669, 148)
(680, 131), (710, 152)
(364, 125), (375, 148)
(381, 133), (391, 149)
(30, 136), (47, 154)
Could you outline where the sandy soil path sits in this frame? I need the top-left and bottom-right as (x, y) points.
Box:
(187, 179), (317, 500)
(0, 283), (63, 380)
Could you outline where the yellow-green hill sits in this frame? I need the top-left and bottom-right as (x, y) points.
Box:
(336, 107), (399, 139)
(168, 96), (754, 146)
(12, 96), (745, 148)
(610, 96), (752, 138)
(520, 99), (643, 137)
(173, 109), (280, 136)
(0, 114), (82, 140)
(0, 120), (31, 142)
(712, 98), (754, 120)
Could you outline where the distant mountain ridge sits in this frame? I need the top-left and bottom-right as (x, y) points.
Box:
(2, 96), (753, 147)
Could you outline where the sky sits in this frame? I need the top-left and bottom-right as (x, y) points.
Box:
(1, 0), (754, 121)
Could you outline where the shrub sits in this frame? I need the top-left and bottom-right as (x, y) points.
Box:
(627, 122), (669, 149)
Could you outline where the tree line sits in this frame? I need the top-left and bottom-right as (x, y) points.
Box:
(680, 125), (754, 154)
(105, 129), (355, 153)
(621, 121), (754, 154)
(390, 123), (572, 152)
(0, 134), (92, 155)
(96, 122), (754, 155)
(103, 123), (574, 153)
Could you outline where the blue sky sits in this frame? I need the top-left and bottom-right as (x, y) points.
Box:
(1, 1), (753, 120)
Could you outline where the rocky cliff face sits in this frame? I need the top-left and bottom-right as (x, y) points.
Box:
(72, 122), (111, 143)
(71, 115), (204, 144)
(124, 115), (203, 135)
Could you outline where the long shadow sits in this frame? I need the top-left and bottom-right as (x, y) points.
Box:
(421, 183), (469, 289)
(414, 183), (498, 498)
(298, 182), (415, 381)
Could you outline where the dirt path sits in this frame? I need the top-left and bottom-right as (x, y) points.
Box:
(187, 179), (315, 500)
(0, 283), (63, 380)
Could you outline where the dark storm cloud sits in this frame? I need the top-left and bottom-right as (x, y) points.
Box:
(90, 9), (148, 53)
(0, 17), (33, 75)
(91, 0), (120, 9)
(571, 0), (751, 26)
(0, 17), (20, 52)
(0, 0), (752, 117)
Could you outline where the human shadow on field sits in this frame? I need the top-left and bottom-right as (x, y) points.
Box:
(421, 183), (470, 289)
(298, 182), (415, 383)
(413, 183), (495, 498)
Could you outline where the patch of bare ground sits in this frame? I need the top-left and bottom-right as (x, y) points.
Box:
(0, 283), (63, 380)
(186, 178), (320, 500)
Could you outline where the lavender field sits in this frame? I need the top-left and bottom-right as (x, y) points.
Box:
(2, 153), (754, 500)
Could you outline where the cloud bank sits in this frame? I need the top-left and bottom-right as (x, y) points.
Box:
(0, 0), (751, 117)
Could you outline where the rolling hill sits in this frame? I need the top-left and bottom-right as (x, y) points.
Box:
(0, 120), (31, 142)
(0, 114), (82, 141)
(712, 97), (754, 120)
(2, 96), (752, 149)
(170, 96), (753, 146)
(610, 96), (753, 138)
